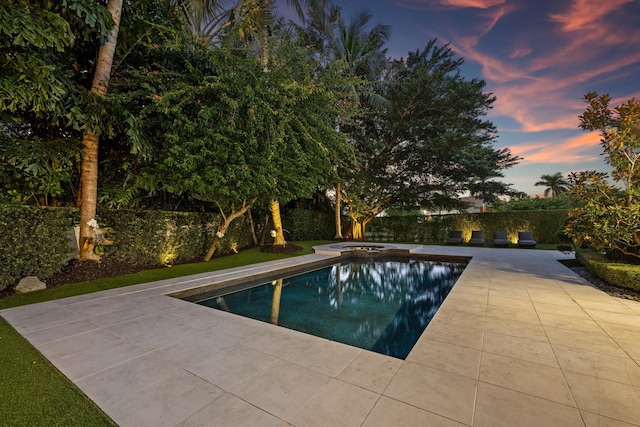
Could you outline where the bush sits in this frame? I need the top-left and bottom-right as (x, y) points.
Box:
(576, 250), (640, 292)
(0, 206), (254, 290)
(0, 205), (74, 290)
(283, 209), (334, 241)
(97, 209), (253, 264)
(368, 210), (569, 244)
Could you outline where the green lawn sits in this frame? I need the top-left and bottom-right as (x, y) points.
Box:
(0, 240), (331, 427)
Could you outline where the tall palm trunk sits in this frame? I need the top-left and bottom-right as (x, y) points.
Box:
(334, 182), (343, 239)
(270, 199), (287, 246)
(78, 0), (123, 261)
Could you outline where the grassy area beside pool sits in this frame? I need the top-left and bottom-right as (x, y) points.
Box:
(0, 241), (330, 427)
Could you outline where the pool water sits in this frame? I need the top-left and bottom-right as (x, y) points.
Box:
(197, 258), (465, 359)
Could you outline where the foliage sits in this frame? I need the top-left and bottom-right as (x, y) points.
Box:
(492, 193), (572, 212)
(367, 211), (569, 245)
(576, 250), (640, 292)
(0, 0), (112, 123)
(0, 205), (254, 289)
(566, 93), (640, 260)
(0, 205), (74, 290)
(103, 28), (355, 210)
(341, 40), (520, 237)
(0, 0), (114, 206)
(283, 208), (334, 241)
(534, 172), (570, 198)
(97, 208), (252, 264)
(0, 137), (81, 205)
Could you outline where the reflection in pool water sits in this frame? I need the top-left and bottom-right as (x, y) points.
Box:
(197, 258), (465, 359)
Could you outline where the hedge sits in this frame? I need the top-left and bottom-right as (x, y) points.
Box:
(576, 250), (640, 292)
(0, 205), (74, 291)
(367, 210), (570, 245)
(0, 206), (253, 290)
(283, 209), (334, 241)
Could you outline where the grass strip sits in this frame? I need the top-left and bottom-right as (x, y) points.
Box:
(0, 316), (117, 426)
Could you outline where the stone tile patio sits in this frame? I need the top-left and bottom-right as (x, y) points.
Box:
(2, 243), (640, 426)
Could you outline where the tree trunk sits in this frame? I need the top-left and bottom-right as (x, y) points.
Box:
(247, 208), (258, 245)
(270, 278), (283, 325)
(349, 213), (373, 241)
(259, 213), (269, 246)
(78, 133), (101, 261)
(78, 0), (123, 261)
(334, 182), (343, 239)
(270, 199), (287, 246)
(349, 213), (364, 240)
(203, 200), (254, 261)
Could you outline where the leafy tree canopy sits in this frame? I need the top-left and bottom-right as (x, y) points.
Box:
(103, 32), (356, 210)
(566, 92), (640, 260)
(0, 0), (113, 205)
(341, 40), (519, 234)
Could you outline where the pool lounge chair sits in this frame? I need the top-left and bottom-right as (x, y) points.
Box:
(517, 231), (537, 248)
(446, 230), (463, 244)
(493, 231), (510, 247)
(468, 230), (484, 245)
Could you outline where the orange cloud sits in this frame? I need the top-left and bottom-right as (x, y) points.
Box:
(437, 0), (506, 8)
(509, 133), (601, 164)
(390, 0), (505, 10)
(549, 0), (633, 32)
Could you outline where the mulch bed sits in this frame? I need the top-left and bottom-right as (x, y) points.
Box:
(44, 258), (162, 288)
(260, 243), (303, 253)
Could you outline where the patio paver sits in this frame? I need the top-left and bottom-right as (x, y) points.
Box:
(2, 243), (640, 426)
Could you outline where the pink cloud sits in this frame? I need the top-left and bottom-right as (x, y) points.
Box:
(549, 0), (633, 32)
(436, 0), (506, 8)
(510, 133), (601, 164)
(510, 46), (532, 59)
(441, 0), (640, 134)
(389, 0), (505, 10)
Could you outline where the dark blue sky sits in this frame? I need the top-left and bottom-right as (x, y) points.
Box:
(279, 0), (640, 195)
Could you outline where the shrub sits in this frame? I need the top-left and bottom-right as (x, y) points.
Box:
(576, 250), (640, 292)
(368, 210), (569, 244)
(0, 205), (74, 290)
(0, 206), (254, 290)
(283, 209), (334, 241)
(97, 209), (252, 264)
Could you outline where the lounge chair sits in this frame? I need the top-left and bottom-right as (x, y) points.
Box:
(446, 230), (463, 244)
(493, 231), (510, 247)
(517, 231), (537, 248)
(468, 230), (484, 245)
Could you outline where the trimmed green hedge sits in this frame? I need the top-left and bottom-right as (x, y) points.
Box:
(0, 205), (74, 291)
(283, 209), (334, 241)
(576, 250), (640, 292)
(97, 209), (253, 265)
(0, 206), (253, 290)
(368, 210), (570, 244)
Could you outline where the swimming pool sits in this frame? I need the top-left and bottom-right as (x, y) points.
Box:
(192, 257), (465, 359)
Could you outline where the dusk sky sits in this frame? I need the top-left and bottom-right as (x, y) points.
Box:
(281, 0), (640, 196)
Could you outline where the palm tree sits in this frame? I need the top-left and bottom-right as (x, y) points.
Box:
(78, 0), (123, 261)
(302, 7), (390, 239)
(534, 172), (570, 198)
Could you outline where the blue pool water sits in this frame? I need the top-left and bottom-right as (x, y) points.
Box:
(197, 258), (465, 359)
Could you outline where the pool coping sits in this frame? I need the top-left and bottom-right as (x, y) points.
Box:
(2, 243), (640, 426)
